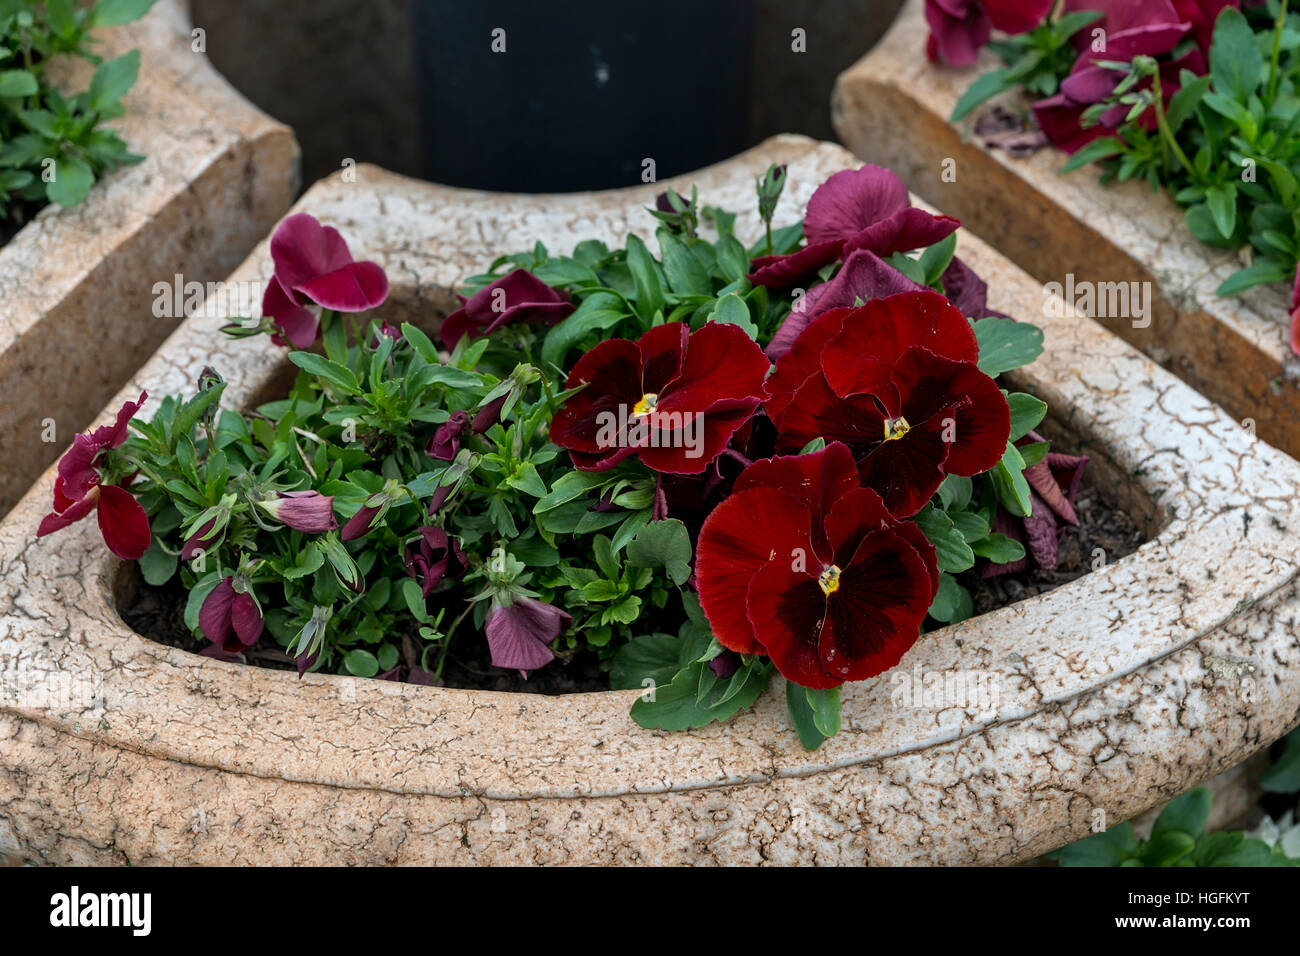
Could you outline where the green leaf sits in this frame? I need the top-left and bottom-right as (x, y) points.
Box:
(90, 0), (157, 27)
(1208, 6), (1263, 103)
(973, 317), (1044, 377)
(705, 292), (757, 339)
(630, 658), (770, 730)
(1215, 261), (1290, 297)
(625, 234), (666, 324)
(1204, 183), (1238, 239)
(540, 291), (630, 369)
(1061, 136), (1124, 174)
(950, 67), (1015, 123)
(914, 504), (975, 573)
(970, 533), (1026, 564)
(0, 69), (38, 98)
(534, 468), (608, 513)
(1153, 787), (1212, 839)
(657, 229), (712, 296)
(88, 50), (141, 111)
(1185, 203), (1239, 249)
(1006, 392), (1047, 441)
(1262, 730), (1300, 793)
(1057, 823), (1139, 867)
(183, 573), (222, 632)
(786, 682), (827, 751)
(928, 573), (972, 623)
(992, 442), (1033, 517)
(1138, 830), (1196, 867)
(919, 233), (957, 286)
(288, 351), (360, 393)
(626, 518), (692, 586)
(45, 157), (95, 207)
(343, 648), (379, 678)
(139, 536), (178, 586)
(610, 632), (680, 690)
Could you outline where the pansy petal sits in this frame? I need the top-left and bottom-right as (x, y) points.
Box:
(765, 307), (855, 426)
(231, 591), (265, 647)
(746, 239), (843, 288)
(296, 260), (390, 313)
(199, 577), (236, 645)
(895, 351), (1009, 476)
(658, 321), (770, 416)
(637, 321), (689, 392)
(855, 421), (952, 517)
(804, 165), (911, 244)
(270, 213), (355, 294)
(37, 486), (99, 537)
(775, 372), (887, 454)
(746, 560), (838, 689)
(983, 0), (1052, 34)
(697, 486), (814, 655)
(550, 338), (646, 455)
(734, 442), (860, 559)
(843, 208), (961, 260)
(96, 484), (151, 561)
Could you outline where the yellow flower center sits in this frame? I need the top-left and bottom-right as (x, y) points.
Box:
(883, 416), (911, 441)
(818, 564), (842, 596)
(633, 393), (658, 416)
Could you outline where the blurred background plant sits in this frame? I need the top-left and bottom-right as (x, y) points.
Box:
(0, 0), (156, 236)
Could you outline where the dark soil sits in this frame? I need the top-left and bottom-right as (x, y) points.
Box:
(123, 465), (1146, 695)
(966, 470), (1145, 615)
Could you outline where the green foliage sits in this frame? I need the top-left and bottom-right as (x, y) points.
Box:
(0, 0), (155, 226)
(1053, 786), (1300, 867)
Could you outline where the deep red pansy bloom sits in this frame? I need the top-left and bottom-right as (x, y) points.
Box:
(439, 268), (575, 350)
(261, 213), (390, 348)
(696, 442), (938, 689)
(768, 290), (1009, 517)
(746, 165), (960, 288)
(925, 0), (1053, 68)
(485, 596), (572, 674)
(549, 321), (770, 475)
(198, 576), (264, 653)
(37, 392), (151, 561)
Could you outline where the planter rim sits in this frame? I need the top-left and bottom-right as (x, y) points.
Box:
(3, 137), (1299, 862)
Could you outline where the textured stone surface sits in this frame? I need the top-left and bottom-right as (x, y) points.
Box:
(833, 0), (1300, 459)
(0, 0), (299, 518)
(1, 136), (1298, 865)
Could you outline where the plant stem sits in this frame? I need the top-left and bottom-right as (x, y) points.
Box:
(1268, 0), (1289, 105)
(1151, 71), (1198, 183)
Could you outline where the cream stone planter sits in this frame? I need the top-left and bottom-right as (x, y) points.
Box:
(834, 0), (1299, 459)
(2, 135), (1298, 866)
(0, 0), (298, 518)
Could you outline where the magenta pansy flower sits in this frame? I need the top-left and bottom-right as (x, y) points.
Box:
(925, 0), (1054, 68)
(37, 392), (151, 561)
(261, 213), (390, 348)
(439, 268), (575, 349)
(485, 596), (572, 674)
(199, 576), (264, 653)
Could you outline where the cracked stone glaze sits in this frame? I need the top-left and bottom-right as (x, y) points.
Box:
(833, 0), (1300, 460)
(0, 0), (299, 518)
(1, 135), (1298, 866)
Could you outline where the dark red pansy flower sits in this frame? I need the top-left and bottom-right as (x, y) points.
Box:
(767, 248), (925, 361)
(37, 392), (151, 561)
(747, 166), (960, 288)
(261, 213), (390, 348)
(428, 410), (470, 461)
(485, 596), (572, 674)
(769, 290), (1009, 517)
(696, 442), (938, 689)
(198, 576), (264, 653)
(439, 268), (575, 350)
(404, 526), (466, 597)
(549, 321), (770, 475)
(925, 0), (1053, 67)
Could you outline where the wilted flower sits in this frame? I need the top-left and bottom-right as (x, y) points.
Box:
(439, 268), (575, 349)
(199, 576), (264, 653)
(484, 595), (572, 674)
(37, 392), (150, 561)
(257, 490), (337, 533)
(428, 410), (470, 461)
(696, 442), (938, 688)
(404, 526), (466, 597)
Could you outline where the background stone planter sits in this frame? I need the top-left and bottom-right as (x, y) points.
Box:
(1, 136), (1297, 865)
(0, 0), (299, 519)
(833, 0), (1300, 459)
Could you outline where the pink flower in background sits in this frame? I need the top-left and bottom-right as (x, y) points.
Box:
(261, 213), (390, 348)
(925, 0), (1054, 68)
(37, 392), (150, 561)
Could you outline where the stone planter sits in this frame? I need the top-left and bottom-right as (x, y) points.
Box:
(0, 0), (299, 518)
(833, 0), (1300, 459)
(2, 136), (1298, 866)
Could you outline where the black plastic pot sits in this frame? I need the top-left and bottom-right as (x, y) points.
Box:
(410, 0), (754, 193)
